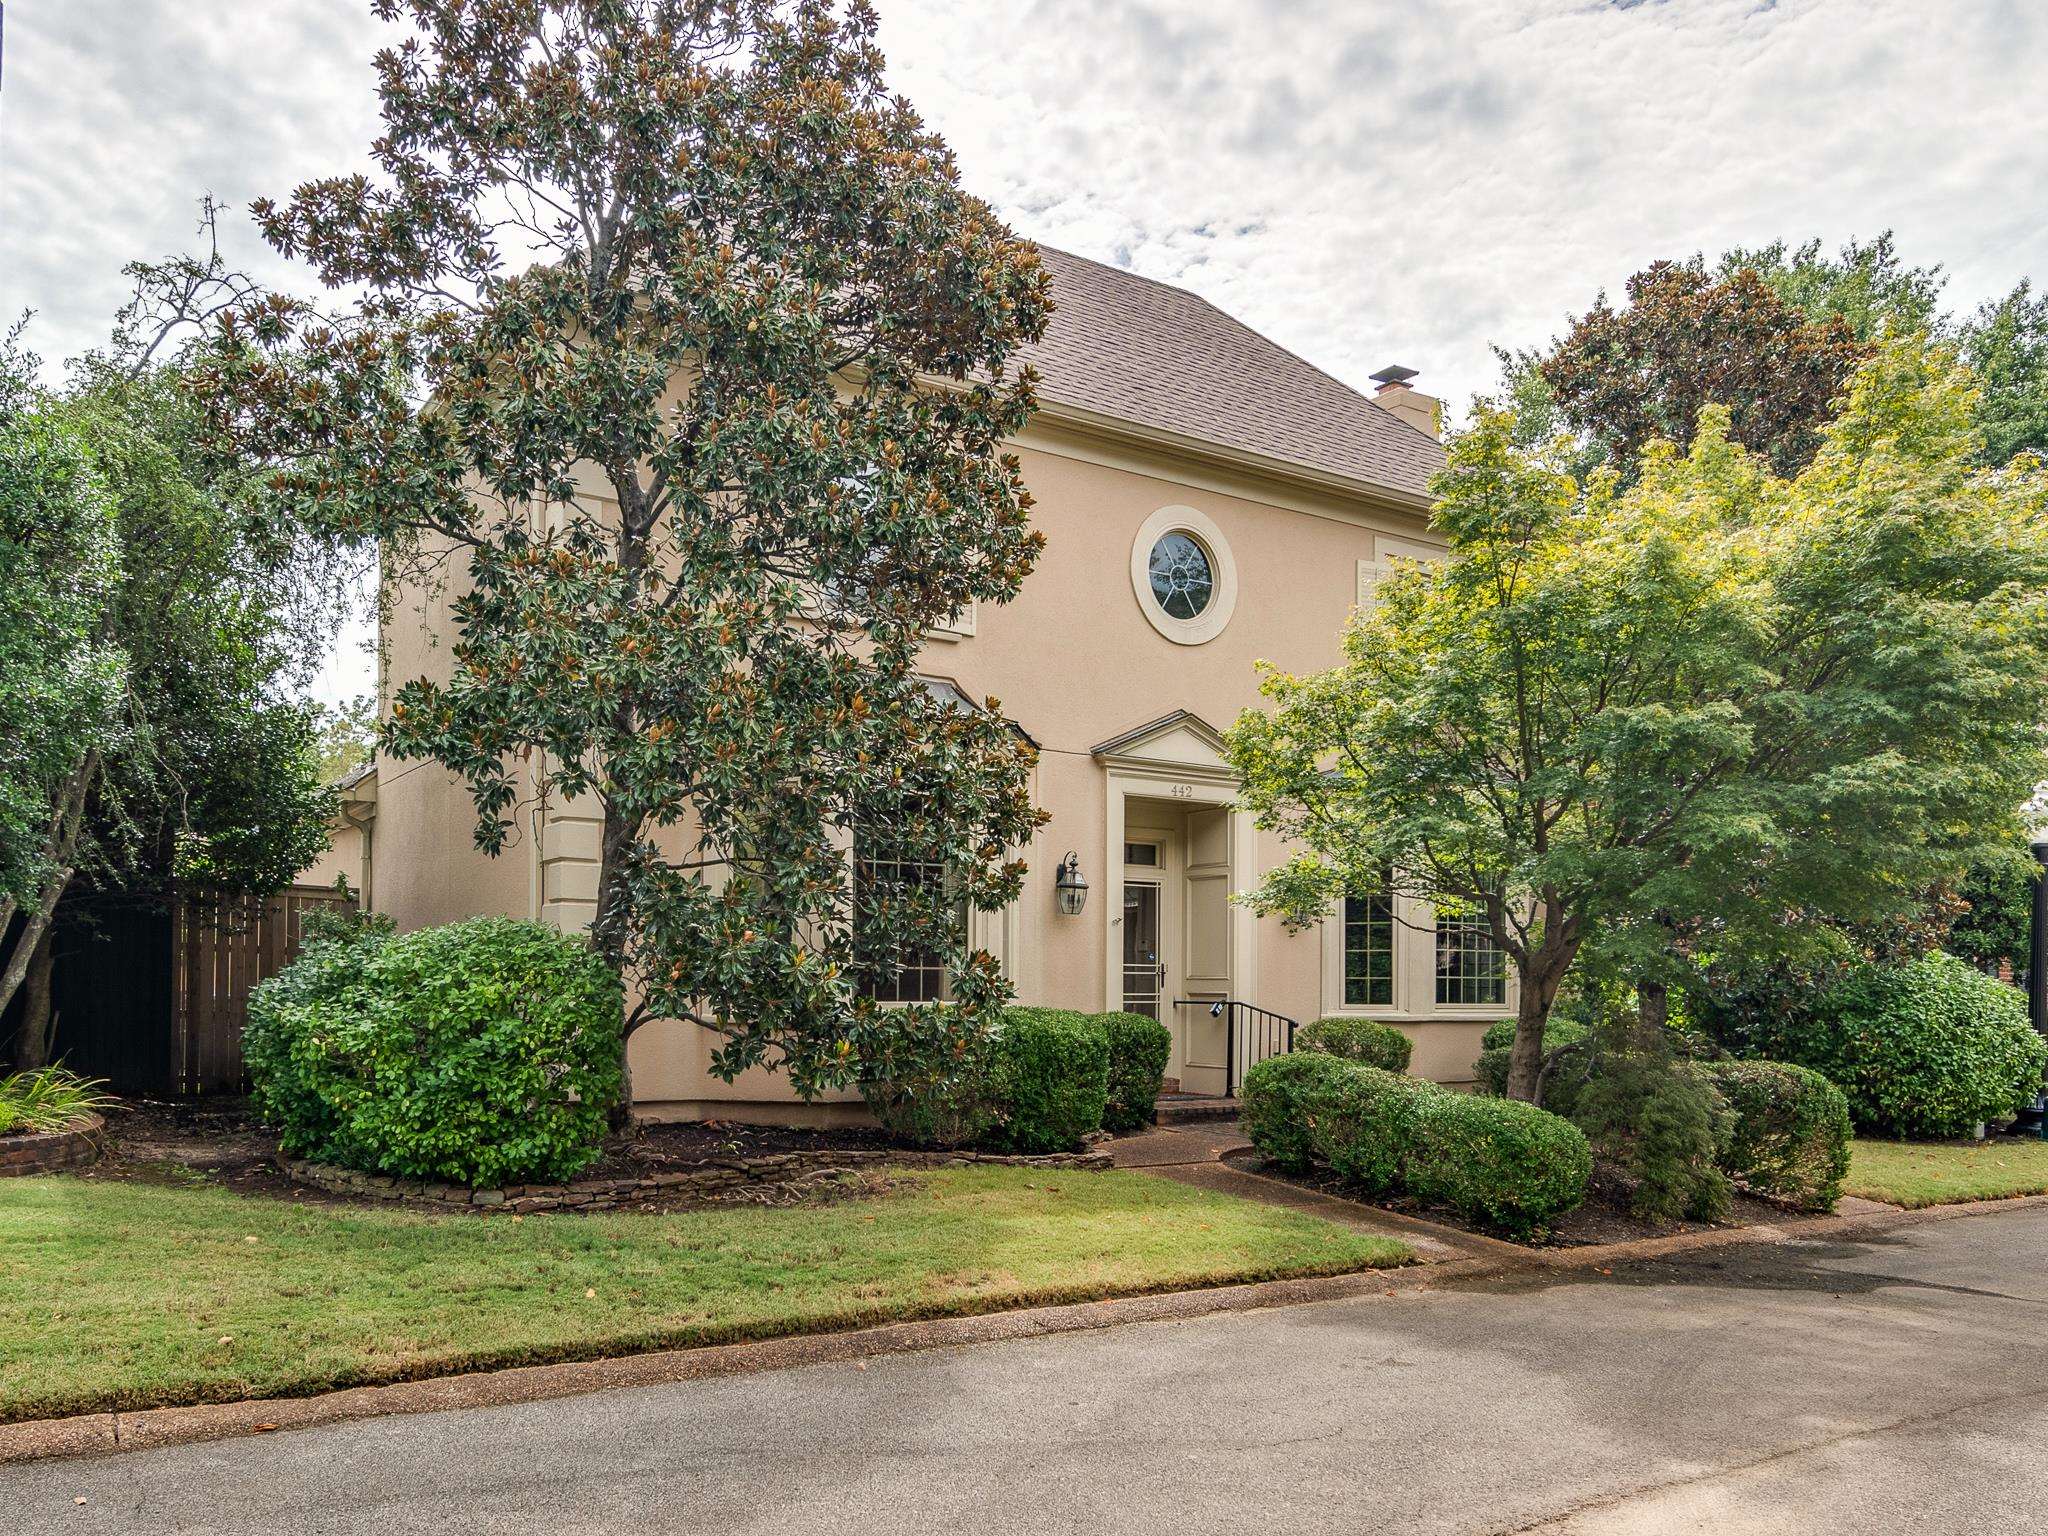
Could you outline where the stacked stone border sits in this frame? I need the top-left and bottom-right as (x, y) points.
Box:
(0, 1113), (105, 1177)
(281, 1144), (1115, 1213)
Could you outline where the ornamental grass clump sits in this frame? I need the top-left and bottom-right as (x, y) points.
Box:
(0, 1068), (112, 1137)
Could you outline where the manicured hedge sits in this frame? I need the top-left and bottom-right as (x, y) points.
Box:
(1691, 1059), (1851, 1213)
(1243, 1051), (1591, 1236)
(1098, 1011), (1173, 1133)
(1810, 954), (2045, 1138)
(1406, 1090), (1593, 1237)
(1297, 1016), (1414, 1073)
(1304, 1062), (1424, 1196)
(983, 1008), (1111, 1154)
(245, 917), (624, 1187)
(1241, 1051), (1354, 1173)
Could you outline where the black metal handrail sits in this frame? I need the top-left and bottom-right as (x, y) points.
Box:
(1173, 999), (1300, 1097)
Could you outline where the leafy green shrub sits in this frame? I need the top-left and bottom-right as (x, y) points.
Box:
(857, 1005), (997, 1149)
(1805, 953), (2043, 1138)
(298, 902), (395, 948)
(1297, 1016), (1413, 1073)
(1302, 1063), (1429, 1195)
(1097, 1011), (1172, 1133)
(1407, 1091), (1592, 1237)
(1241, 1052), (1353, 1173)
(246, 917), (624, 1186)
(982, 1008), (1110, 1153)
(243, 920), (388, 1157)
(1574, 1050), (1733, 1222)
(0, 1068), (112, 1136)
(1692, 1059), (1851, 1212)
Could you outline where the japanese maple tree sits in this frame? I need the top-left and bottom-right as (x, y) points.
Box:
(196, 0), (1053, 1102)
(1229, 343), (2048, 1101)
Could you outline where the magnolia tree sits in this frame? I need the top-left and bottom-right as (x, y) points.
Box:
(195, 0), (1052, 1103)
(1227, 342), (2048, 1102)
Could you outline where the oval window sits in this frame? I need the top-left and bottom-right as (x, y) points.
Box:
(1148, 531), (1214, 620)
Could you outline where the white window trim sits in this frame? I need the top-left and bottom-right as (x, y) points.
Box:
(1319, 892), (1411, 1018)
(1130, 504), (1237, 646)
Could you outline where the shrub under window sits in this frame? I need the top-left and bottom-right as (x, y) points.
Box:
(983, 1007), (1110, 1153)
(1297, 1016), (1413, 1073)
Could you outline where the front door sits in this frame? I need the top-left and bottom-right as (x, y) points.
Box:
(1121, 832), (1173, 1020)
(1122, 879), (1164, 1019)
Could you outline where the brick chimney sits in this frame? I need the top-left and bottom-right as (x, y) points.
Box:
(1370, 364), (1441, 440)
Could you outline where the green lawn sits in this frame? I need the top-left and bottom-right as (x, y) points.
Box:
(1846, 1137), (2048, 1209)
(0, 1166), (1407, 1423)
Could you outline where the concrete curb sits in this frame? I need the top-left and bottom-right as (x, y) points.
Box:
(7, 1190), (2046, 1468)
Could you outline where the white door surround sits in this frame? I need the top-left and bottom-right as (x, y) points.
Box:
(1092, 712), (1258, 1094)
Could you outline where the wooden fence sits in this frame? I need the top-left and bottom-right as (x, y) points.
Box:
(171, 885), (358, 1095)
(7, 883), (356, 1095)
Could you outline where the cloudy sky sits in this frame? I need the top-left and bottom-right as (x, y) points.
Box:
(5, 0), (2046, 698)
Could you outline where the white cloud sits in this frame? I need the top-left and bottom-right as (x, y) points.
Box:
(7, 0), (2045, 700)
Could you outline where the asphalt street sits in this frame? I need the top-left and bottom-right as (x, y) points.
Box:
(16, 1206), (2048, 1535)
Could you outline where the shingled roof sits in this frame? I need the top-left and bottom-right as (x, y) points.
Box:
(1017, 246), (1444, 502)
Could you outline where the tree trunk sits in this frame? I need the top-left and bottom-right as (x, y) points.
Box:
(593, 803), (638, 1132)
(0, 753), (95, 1024)
(1635, 976), (1670, 1054)
(1504, 979), (1556, 1103)
(0, 870), (68, 1027)
(13, 931), (56, 1070)
(1504, 908), (1583, 1103)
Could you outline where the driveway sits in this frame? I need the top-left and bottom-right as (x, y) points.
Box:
(17, 1207), (2048, 1534)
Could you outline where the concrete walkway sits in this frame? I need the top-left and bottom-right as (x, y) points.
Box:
(1107, 1123), (1510, 1261)
(17, 1206), (2048, 1533)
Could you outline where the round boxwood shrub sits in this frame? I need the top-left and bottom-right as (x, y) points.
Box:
(1303, 1062), (1430, 1196)
(246, 917), (624, 1187)
(1097, 1011), (1172, 1134)
(1691, 1059), (1851, 1212)
(983, 1007), (1110, 1153)
(1406, 1091), (1592, 1237)
(1297, 1016), (1414, 1073)
(1810, 953), (2046, 1138)
(1241, 1051), (1353, 1173)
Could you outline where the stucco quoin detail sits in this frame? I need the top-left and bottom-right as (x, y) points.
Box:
(1130, 504), (1238, 645)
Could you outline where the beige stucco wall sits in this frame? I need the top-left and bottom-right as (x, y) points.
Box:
(298, 818), (365, 897)
(362, 418), (1508, 1120)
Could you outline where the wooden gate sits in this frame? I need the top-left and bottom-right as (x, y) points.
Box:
(171, 884), (358, 1095)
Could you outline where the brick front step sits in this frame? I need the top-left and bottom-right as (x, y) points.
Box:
(1153, 1096), (1242, 1126)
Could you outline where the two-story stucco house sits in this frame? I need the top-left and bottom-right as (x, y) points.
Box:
(331, 247), (1516, 1123)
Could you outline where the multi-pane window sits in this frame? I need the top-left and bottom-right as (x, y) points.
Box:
(1435, 910), (1507, 1007)
(853, 833), (961, 1004)
(1342, 893), (1395, 1007)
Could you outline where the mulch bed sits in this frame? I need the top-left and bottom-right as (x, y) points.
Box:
(1221, 1145), (1803, 1248)
(69, 1097), (977, 1215)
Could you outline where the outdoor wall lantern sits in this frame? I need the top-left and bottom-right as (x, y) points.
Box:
(1054, 852), (1088, 916)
